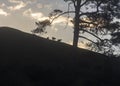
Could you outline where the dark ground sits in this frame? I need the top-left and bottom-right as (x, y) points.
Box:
(0, 27), (120, 86)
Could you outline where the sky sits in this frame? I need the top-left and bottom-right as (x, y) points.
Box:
(1, 0), (119, 50)
(0, 0), (80, 47)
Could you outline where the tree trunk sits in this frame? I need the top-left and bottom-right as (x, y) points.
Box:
(73, 0), (81, 47)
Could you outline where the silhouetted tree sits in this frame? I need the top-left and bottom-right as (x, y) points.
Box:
(32, 0), (120, 56)
(32, 19), (51, 34)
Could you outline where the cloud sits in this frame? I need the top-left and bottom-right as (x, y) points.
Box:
(31, 13), (49, 21)
(23, 9), (73, 27)
(37, 3), (52, 9)
(52, 16), (73, 26)
(52, 16), (67, 24)
(8, 0), (27, 10)
(0, 9), (9, 16)
(23, 9), (49, 21)
(0, 3), (5, 7)
(9, 0), (21, 3)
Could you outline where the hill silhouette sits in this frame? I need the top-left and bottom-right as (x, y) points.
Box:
(0, 27), (120, 86)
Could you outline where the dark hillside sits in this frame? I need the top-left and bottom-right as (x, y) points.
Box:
(0, 27), (120, 86)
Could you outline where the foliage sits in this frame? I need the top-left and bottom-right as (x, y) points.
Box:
(32, 19), (51, 34)
(33, 0), (120, 56)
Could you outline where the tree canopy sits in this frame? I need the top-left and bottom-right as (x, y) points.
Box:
(32, 0), (120, 56)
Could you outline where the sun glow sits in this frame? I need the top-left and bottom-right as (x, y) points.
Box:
(80, 17), (105, 29)
(68, 41), (87, 49)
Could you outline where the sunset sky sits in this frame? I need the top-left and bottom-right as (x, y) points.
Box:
(0, 0), (78, 46)
(1, 0), (119, 50)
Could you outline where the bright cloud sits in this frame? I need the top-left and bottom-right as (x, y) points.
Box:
(31, 13), (49, 21)
(52, 16), (73, 26)
(23, 9), (73, 27)
(8, 0), (27, 10)
(52, 16), (67, 24)
(23, 9), (49, 21)
(0, 9), (9, 16)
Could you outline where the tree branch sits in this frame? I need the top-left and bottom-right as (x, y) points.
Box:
(80, 0), (87, 7)
(79, 35), (97, 45)
(79, 11), (98, 17)
(79, 35), (101, 50)
(79, 28), (103, 41)
(50, 11), (75, 24)
(72, 0), (76, 7)
(96, 1), (103, 12)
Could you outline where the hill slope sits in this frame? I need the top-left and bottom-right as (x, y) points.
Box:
(0, 27), (120, 86)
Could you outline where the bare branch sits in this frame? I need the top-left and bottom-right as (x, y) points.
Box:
(50, 11), (75, 24)
(79, 28), (103, 41)
(80, 0), (87, 7)
(79, 35), (97, 45)
(79, 11), (98, 17)
(72, 0), (76, 7)
(79, 35), (101, 50)
(96, 0), (103, 12)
